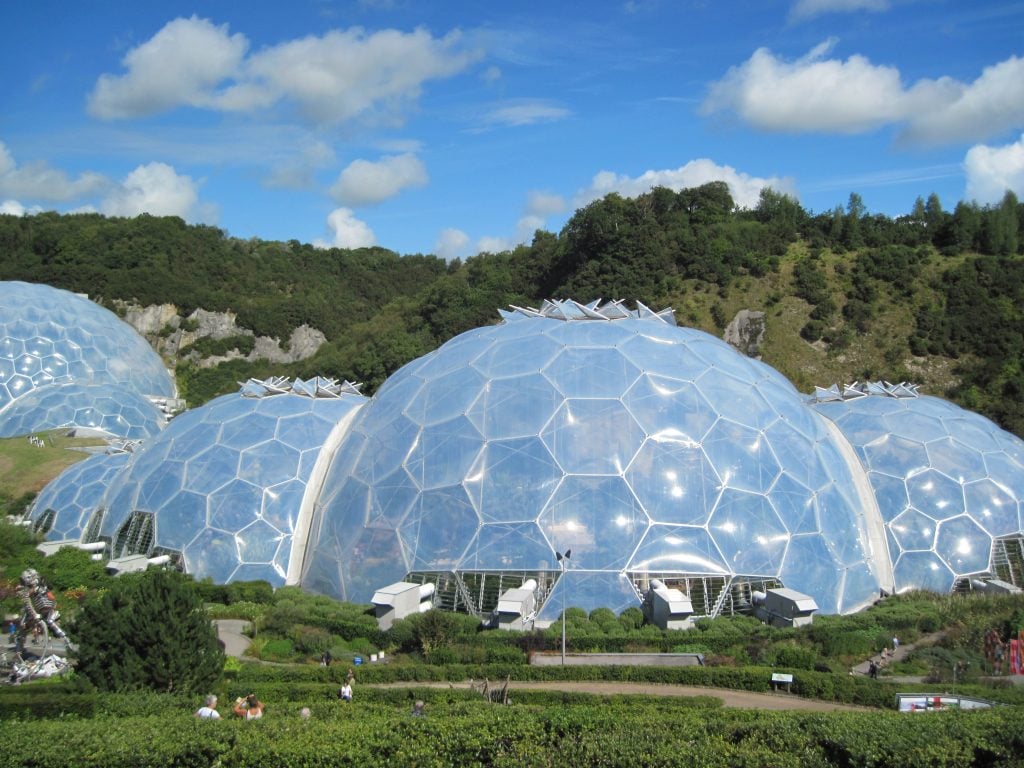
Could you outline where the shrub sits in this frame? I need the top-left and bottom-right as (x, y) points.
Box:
(70, 569), (224, 694)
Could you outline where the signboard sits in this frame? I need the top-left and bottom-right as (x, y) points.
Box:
(771, 673), (794, 683)
(353, 656), (363, 666)
(896, 693), (996, 713)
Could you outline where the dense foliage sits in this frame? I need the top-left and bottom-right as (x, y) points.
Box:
(70, 569), (224, 694)
(1, 690), (1023, 767)
(3, 188), (1024, 433)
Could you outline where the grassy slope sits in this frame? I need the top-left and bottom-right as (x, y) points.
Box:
(662, 244), (968, 399)
(0, 433), (104, 500)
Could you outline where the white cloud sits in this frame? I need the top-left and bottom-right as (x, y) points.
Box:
(574, 159), (794, 210)
(901, 57), (1024, 144)
(89, 17), (479, 127)
(964, 135), (1024, 205)
(1, 200), (28, 215)
(473, 191), (566, 256)
(512, 214), (548, 247)
(701, 39), (905, 133)
(89, 16), (248, 119)
(701, 43), (1024, 145)
(790, 0), (888, 22)
(435, 227), (470, 261)
(330, 153), (428, 206)
(316, 207), (376, 249)
(481, 65), (502, 84)
(0, 141), (107, 201)
(481, 99), (571, 127)
(526, 190), (566, 217)
(264, 140), (337, 190)
(101, 162), (201, 219)
(477, 235), (513, 253)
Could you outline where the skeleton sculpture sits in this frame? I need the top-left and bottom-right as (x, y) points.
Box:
(15, 569), (68, 654)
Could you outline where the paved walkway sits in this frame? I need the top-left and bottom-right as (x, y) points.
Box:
(850, 634), (926, 678)
(214, 619), (252, 658)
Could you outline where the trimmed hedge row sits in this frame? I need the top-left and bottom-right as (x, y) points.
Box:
(1, 701), (1022, 767)
(231, 662), (904, 708)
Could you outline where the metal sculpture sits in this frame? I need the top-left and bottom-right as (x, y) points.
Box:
(15, 569), (68, 654)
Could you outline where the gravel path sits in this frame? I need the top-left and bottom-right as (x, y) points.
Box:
(368, 680), (872, 712)
(216, 622), (872, 711)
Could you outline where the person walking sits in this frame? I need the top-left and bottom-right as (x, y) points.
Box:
(194, 694), (221, 719)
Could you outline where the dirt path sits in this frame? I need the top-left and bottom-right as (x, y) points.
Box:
(368, 680), (872, 712)
(215, 623), (872, 711)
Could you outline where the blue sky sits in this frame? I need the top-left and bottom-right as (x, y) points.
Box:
(2, 1), (1022, 259)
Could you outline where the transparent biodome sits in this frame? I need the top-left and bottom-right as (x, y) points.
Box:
(0, 281), (174, 438)
(30, 377), (367, 588)
(302, 300), (893, 618)
(23, 298), (1024, 622)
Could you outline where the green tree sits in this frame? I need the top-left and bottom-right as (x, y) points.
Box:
(842, 192), (866, 249)
(70, 569), (224, 693)
(924, 192), (946, 232)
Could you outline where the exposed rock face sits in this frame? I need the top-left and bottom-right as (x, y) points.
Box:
(724, 309), (766, 359)
(116, 301), (325, 368)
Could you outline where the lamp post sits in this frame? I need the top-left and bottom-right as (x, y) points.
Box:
(556, 549), (571, 665)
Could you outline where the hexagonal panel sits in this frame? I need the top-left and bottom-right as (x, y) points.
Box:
(626, 439), (719, 525)
(464, 437), (562, 523)
(460, 522), (553, 570)
(889, 507), (937, 552)
(703, 419), (780, 494)
(893, 550), (955, 594)
(622, 374), (716, 443)
(406, 416), (484, 490)
(541, 399), (645, 475)
(544, 346), (640, 399)
(540, 476), (648, 570)
(927, 436), (986, 482)
(695, 370), (779, 431)
(405, 366), (487, 426)
(628, 524), (728, 574)
(906, 469), (965, 521)
(862, 434), (929, 476)
(401, 485), (480, 569)
(237, 519), (285, 564)
(472, 334), (561, 378)
(964, 478), (1019, 536)
(467, 373), (562, 439)
(708, 489), (789, 575)
(934, 515), (991, 575)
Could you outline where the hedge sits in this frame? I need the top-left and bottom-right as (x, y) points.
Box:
(1, 701), (1022, 767)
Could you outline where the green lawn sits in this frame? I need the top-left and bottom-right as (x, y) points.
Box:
(0, 432), (104, 501)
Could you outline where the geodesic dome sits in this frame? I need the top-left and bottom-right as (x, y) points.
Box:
(29, 450), (131, 542)
(86, 378), (367, 587)
(0, 383), (165, 439)
(810, 382), (1024, 594)
(302, 300), (888, 616)
(0, 281), (174, 437)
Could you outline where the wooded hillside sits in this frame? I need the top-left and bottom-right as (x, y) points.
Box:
(2, 184), (1023, 435)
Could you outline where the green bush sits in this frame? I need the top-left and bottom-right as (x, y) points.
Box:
(259, 638), (295, 660)
(2, 695), (1023, 768)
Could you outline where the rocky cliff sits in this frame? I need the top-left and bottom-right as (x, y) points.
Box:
(117, 302), (325, 368)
